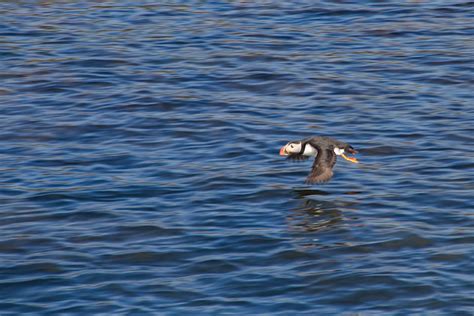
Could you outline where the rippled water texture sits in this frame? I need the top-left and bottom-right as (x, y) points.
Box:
(1, 1), (473, 314)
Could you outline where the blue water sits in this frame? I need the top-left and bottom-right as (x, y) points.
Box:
(1, 1), (473, 314)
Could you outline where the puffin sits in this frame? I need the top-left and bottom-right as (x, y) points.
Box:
(279, 136), (359, 184)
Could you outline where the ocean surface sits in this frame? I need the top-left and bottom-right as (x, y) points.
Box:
(1, 1), (473, 314)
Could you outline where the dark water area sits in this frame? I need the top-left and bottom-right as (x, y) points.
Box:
(1, 1), (473, 314)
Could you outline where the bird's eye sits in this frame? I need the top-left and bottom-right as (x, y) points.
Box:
(290, 145), (294, 149)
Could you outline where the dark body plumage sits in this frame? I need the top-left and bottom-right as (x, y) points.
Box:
(281, 136), (357, 184)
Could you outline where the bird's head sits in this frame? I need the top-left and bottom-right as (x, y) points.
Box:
(279, 141), (302, 156)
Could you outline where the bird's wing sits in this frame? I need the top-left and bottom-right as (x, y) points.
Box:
(287, 153), (310, 161)
(306, 149), (337, 184)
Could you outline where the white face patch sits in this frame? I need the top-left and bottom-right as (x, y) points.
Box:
(334, 147), (345, 155)
(287, 142), (301, 154)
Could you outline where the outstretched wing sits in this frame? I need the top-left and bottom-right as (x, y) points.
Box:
(287, 153), (310, 161)
(306, 149), (337, 184)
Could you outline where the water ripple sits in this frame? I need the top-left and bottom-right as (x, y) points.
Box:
(1, 0), (473, 314)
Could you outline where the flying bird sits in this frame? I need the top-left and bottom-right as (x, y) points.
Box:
(279, 136), (359, 184)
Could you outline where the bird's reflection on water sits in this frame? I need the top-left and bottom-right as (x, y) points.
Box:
(286, 188), (361, 248)
(293, 188), (331, 198)
(288, 198), (343, 232)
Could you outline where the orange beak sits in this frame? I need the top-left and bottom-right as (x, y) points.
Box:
(279, 146), (287, 156)
(341, 153), (359, 163)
